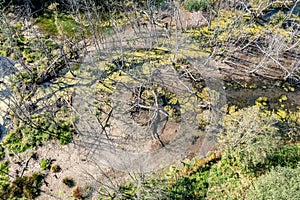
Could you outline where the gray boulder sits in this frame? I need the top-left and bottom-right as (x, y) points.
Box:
(0, 56), (17, 81)
(0, 57), (19, 139)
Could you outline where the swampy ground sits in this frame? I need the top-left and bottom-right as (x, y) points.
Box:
(0, 1), (300, 199)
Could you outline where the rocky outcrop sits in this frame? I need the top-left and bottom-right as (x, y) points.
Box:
(0, 57), (26, 139)
(0, 56), (17, 81)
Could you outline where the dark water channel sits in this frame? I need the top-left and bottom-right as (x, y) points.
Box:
(263, 2), (300, 21)
(229, 2), (300, 111)
(225, 85), (300, 111)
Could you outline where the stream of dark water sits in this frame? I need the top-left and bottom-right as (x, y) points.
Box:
(263, 2), (300, 21)
(225, 85), (300, 111)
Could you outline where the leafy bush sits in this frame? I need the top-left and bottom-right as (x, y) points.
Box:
(51, 164), (61, 173)
(73, 186), (84, 199)
(114, 142), (300, 199)
(0, 172), (44, 199)
(0, 19), (60, 68)
(265, 144), (300, 170)
(40, 158), (51, 170)
(0, 10), (75, 154)
(166, 169), (209, 199)
(219, 106), (280, 173)
(0, 161), (9, 191)
(2, 112), (74, 153)
(184, 0), (212, 11)
(206, 158), (252, 199)
(62, 177), (75, 187)
(0, 145), (5, 160)
(58, 128), (73, 145)
(35, 12), (82, 38)
(247, 166), (300, 200)
(115, 153), (221, 199)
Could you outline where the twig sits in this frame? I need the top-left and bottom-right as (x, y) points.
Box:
(255, 43), (291, 79)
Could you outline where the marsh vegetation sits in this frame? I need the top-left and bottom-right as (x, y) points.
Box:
(0, 0), (299, 199)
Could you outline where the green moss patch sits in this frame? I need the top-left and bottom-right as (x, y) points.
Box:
(184, 0), (213, 12)
(0, 171), (44, 199)
(0, 145), (5, 160)
(35, 12), (81, 38)
(2, 110), (74, 153)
